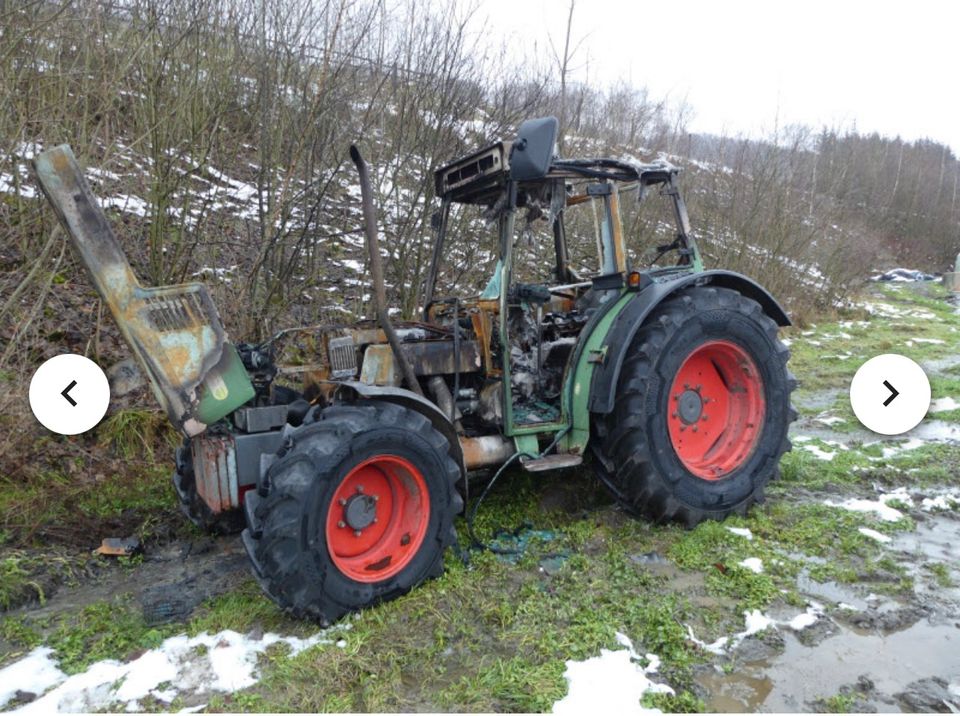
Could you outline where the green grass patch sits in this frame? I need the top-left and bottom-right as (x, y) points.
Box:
(96, 409), (178, 461)
(45, 599), (175, 674)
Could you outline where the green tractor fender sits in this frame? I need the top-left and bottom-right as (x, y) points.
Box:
(587, 269), (791, 416)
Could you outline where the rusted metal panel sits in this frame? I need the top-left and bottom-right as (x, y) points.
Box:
(461, 435), (514, 469)
(360, 340), (482, 387)
(360, 344), (400, 386)
(32, 145), (254, 437)
(191, 434), (238, 513)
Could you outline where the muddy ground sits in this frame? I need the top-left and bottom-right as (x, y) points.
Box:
(1, 281), (959, 713)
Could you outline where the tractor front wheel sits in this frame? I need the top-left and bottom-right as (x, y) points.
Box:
(593, 286), (796, 526)
(241, 401), (463, 624)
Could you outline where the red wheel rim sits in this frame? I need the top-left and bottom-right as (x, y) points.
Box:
(667, 340), (765, 481)
(325, 455), (430, 583)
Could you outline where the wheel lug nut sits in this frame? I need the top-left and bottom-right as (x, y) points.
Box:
(373, 517), (378, 524)
(701, 415), (708, 421)
(356, 485), (364, 493)
(692, 426), (698, 433)
(337, 520), (346, 528)
(372, 494), (379, 502)
(338, 498), (346, 506)
(354, 529), (362, 537)
(683, 383), (689, 389)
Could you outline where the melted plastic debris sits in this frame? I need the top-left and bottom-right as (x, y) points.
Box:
(0, 626), (349, 713)
(552, 632), (673, 715)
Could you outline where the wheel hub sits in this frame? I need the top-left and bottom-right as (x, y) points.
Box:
(666, 340), (765, 481)
(343, 493), (377, 531)
(324, 455), (430, 583)
(677, 389), (703, 424)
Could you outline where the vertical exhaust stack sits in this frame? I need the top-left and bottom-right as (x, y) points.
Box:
(33, 145), (255, 436)
(349, 144), (425, 398)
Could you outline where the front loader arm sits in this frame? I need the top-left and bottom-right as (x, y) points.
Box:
(33, 144), (254, 436)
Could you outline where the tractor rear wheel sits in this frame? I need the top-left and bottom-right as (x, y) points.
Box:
(592, 286), (796, 526)
(241, 401), (463, 624)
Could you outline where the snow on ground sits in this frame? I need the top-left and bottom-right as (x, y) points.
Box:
(99, 193), (149, 217)
(920, 492), (960, 511)
(930, 397), (960, 413)
(0, 648), (64, 708)
(803, 444), (837, 461)
(685, 601), (825, 657)
(0, 172), (37, 198)
(726, 527), (754, 540)
(552, 632), (672, 715)
(813, 413), (846, 427)
(858, 527), (892, 543)
(0, 625), (350, 713)
(859, 301), (936, 321)
(825, 488), (910, 522)
(738, 558), (764, 574)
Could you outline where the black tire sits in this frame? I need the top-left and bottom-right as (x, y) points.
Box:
(592, 286), (796, 526)
(241, 400), (463, 624)
(172, 440), (245, 534)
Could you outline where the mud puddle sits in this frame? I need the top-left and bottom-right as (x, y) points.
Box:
(698, 618), (960, 712)
(2, 536), (249, 635)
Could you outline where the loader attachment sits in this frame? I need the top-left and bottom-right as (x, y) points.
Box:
(33, 145), (254, 437)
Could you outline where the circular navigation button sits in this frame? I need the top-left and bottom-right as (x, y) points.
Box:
(29, 354), (111, 435)
(849, 354), (930, 435)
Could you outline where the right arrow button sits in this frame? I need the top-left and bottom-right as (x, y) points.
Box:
(850, 354), (930, 435)
(882, 379), (899, 407)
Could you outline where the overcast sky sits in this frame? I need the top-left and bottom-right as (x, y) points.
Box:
(471, 0), (960, 152)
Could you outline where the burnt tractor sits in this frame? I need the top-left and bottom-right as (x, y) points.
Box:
(34, 117), (795, 623)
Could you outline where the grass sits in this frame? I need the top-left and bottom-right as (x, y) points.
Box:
(819, 692), (859, 713)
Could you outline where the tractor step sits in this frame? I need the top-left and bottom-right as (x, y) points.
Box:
(520, 454), (583, 472)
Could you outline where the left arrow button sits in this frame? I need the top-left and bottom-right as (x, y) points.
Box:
(29, 355), (110, 435)
(61, 380), (78, 406)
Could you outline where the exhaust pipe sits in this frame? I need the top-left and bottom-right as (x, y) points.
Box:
(349, 145), (425, 398)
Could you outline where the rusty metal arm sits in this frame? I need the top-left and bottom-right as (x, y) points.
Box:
(32, 145), (254, 436)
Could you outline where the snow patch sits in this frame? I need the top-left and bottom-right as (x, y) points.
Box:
(858, 527), (892, 543)
(552, 632), (672, 715)
(803, 444), (837, 461)
(738, 557), (764, 574)
(726, 527), (753, 540)
(101, 193), (149, 217)
(920, 492), (960, 511)
(0, 172), (37, 198)
(2, 626), (348, 713)
(0, 648), (65, 708)
(930, 397), (960, 413)
(824, 488), (909, 522)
